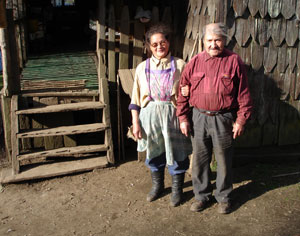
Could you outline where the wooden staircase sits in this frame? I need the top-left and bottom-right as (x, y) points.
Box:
(0, 79), (114, 183)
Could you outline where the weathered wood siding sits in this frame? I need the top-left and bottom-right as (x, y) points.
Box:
(184, 0), (300, 147)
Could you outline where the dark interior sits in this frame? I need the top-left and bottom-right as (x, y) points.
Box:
(26, 0), (98, 54)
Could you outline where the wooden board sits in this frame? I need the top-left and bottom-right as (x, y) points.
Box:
(118, 69), (135, 98)
(21, 79), (86, 91)
(248, 0), (259, 16)
(277, 43), (288, 73)
(287, 46), (297, 71)
(233, 0), (248, 17)
(0, 156), (108, 184)
(19, 96), (32, 150)
(97, 0), (106, 79)
(192, 14), (200, 40)
(18, 144), (108, 161)
(263, 41), (278, 73)
(271, 18), (286, 47)
(296, 0), (300, 19)
(17, 123), (108, 138)
(108, 4), (116, 83)
(40, 97), (63, 150)
(0, 0), (7, 28)
(151, 7), (159, 24)
(196, 0), (203, 15)
(11, 95), (20, 174)
(185, 14), (193, 39)
(268, 0), (281, 18)
(21, 91), (99, 97)
(32, 97), (44, 148)
(257, 18), (270, 46)
(161, 6), (172, 25)
(286, 18), (299, 46)
(100, 78), (114, 164)
(133, 21), (144, 68)
(281, 0), (296, 19)
(16, 101), (105, 115)
(251, 40), (264, 70)
(258, 0), (268, 18)
(119, 6), (130, 69)
(235, 18), (250, 47)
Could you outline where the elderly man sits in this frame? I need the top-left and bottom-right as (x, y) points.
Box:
(176, 23), (252, 214)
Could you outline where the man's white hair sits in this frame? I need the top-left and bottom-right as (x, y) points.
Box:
(202, 23), (228, 39)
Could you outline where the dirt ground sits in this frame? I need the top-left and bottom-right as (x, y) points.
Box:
(0, 150), (300, 236)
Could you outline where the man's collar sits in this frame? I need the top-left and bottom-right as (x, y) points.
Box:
(204, 49), (227, 61)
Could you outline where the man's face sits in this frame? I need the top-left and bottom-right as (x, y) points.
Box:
(203, 29), (225, 57)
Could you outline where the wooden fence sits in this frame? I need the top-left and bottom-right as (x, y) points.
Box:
(95, 2), (186, 83)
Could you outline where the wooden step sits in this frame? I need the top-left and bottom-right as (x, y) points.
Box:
(18, 144), (108, 161)
(16, 101), (105, 115)
(17, 123), (109, 138)
(0, 156), (108, 184)
(21, 90), (99, 97)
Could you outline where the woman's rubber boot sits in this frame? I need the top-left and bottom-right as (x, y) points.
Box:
(170, 173), (185, 207)
(147, 171), (165, 202)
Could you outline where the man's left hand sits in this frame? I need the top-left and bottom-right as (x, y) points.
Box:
(232, 122), (244, 139)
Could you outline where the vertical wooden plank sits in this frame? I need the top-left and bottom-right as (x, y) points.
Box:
(19, 96), (31, 150)
(11, 95), (20, 174)
(40, 97), (64, 150)
(108, 5), (116, 82)
(161, 7), (172, 26)
(119, 6), (129, 69)
(100, 78), (115, 164)
(15, 24), (23, 69)
(151, 7), (159, 24)
(0, 0), (7, 28)
(32, 97), (44, 148)
(133, 20), (144, 68)
(1, 96), (12, 162)
(5, 9), (21, 94)
(97, 0), (106, 83)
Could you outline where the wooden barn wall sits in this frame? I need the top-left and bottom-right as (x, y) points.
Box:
(96, 0), (187, 81)
(183, 0), (300, 147)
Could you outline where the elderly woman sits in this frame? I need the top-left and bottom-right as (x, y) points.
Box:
(129, 23), (192, 207)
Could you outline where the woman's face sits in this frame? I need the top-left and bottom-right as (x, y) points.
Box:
(149, 33), (170, 59)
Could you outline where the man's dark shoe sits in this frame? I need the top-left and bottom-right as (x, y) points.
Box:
(217, 202), (232, 214)
(146, 171), (164, 202)
(190, 200), (207, 212)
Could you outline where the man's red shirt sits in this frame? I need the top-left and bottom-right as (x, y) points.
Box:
(176, 49), (253, 126)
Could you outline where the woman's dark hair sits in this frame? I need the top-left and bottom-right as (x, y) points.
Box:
(144, 22), (172, 57)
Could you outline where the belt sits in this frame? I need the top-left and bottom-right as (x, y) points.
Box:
(197, 109), (228, 116)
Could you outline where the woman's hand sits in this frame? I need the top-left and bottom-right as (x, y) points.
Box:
(181, 85), (190, 97)
(132, 122), (142, 140)
(131, 110), (142, 140)
(180, 121), (190, 137)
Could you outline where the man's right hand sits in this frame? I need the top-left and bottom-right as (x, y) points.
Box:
(180, 121), (190, 137)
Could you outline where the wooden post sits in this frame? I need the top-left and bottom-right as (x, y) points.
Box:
(11, 95), (20, 174)
(97, 0), (106, 82)
(100, 78), (115, 164)
(108, 5), (116, 83)
(133, 20), (144, 68)
(0, 96), (12, 162)
(0, 0), (7, 28)
(0, 9), (21, 96)
(119, 6), (129, 69)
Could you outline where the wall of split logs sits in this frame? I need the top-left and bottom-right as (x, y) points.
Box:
(183, 0), (300, 147)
